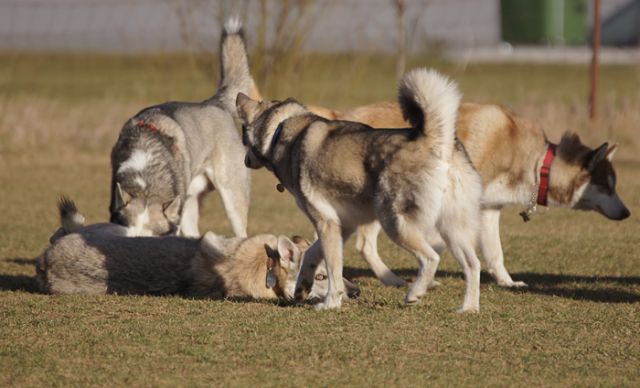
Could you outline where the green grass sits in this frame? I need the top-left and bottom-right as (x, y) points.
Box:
(0, 53), (639, 386)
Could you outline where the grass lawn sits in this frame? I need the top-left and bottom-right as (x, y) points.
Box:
(0, 53), (639, 386)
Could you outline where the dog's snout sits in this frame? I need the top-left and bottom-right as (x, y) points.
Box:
(604, 205), (631, 221)
(244, 154), (252, 168)
(620, 207), (631, 220)
(348, 287), (361, 299)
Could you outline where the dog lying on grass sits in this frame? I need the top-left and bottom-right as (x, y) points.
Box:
(37, 198), (360, 300)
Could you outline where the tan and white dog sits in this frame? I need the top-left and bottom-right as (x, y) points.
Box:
(237, 69), (485, 312)
(37, 198), (360, 300)
(305, 101), (630, 288)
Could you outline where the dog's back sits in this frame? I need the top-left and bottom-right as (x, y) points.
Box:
(38, 233), (200, 296)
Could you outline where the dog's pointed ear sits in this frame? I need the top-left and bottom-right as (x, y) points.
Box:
(290, 235), (311, 250)
(559, 132), (583, 150)
(163, 197), (181, 223)
(277, 235), (300, 269)
(236, 92), (260, 124)
(585, 142), (609, 171)
(606, 144), (618, 161)
(115, 182), (131, 208)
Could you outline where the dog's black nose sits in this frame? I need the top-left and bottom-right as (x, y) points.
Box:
(348, 287), (361, 299)
(620, 207), (631, 220)
(244, 154), (252, 168)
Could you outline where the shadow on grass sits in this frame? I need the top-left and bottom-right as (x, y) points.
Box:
(344, 267), (640, 304)
(507, 272), (640, 304)
(0, 257), (40, 293)
(0, 275), (39, 293)
(6, 257), (36, 266)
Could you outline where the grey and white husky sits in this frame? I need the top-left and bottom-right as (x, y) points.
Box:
(237, 69), (484, 312)
(38, 198), (360, 300)
(109, 18), (261, 238)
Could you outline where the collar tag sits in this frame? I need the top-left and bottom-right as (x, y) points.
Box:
(266, 257), (277, 289)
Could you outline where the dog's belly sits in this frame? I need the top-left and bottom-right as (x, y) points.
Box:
(300, 182), (375, 229)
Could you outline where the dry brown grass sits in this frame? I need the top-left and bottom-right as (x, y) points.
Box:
(0, 54), (639, 387)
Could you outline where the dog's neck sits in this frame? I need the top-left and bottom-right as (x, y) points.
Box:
(536, 143), (557, 206)
(266, 114), (317, 190)
(520, 142), (557, 221)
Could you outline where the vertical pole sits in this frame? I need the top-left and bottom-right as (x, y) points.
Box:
(590, 0), (601, 121)
(394, 0), (406, 80)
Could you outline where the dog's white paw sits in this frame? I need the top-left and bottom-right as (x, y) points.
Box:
(404, 290), (424, 306)
(404, 295), (420, 306)
(405, 281), (427, 305)
(426, 280), (442, 289)
(456, 305), (479, 314)
(314, 300), (342, 310)
(314, 293), (342, 310)
(498, 280), (527, 288)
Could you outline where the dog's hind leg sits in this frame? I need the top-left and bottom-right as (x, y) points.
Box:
(479, 208), (526, 288)
(381, 220), (440, 305)
(446, 240), (481, 313)
(355, 222), (406, 287)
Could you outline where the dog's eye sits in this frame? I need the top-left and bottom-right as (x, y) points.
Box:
(315, 274), (327, 281)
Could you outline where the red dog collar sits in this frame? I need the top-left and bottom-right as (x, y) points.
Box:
(536, 144), (556, 206)
(137, 119), (158, 132)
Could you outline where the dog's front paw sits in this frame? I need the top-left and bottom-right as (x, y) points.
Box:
(426, 280), (442, 289)
(404, 293), (422, 306)
(404, 281), (427, 305)
(456, 305), (479, 314)
(498, 280), (527, 288)
(315, 293), (342, 310)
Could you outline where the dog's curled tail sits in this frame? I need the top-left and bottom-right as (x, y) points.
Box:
(59, 196), (85, 234)
(216, 16), (262, 116)
(49, 197), (85, 244)
(398, 68), (461, 160)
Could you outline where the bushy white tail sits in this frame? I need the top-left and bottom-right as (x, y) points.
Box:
(398, 68), (461, 160)
(216, 16), (261, 115)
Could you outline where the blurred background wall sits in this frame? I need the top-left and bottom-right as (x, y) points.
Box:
(0, 0), (637, 54)
(1, 0), (638, 157)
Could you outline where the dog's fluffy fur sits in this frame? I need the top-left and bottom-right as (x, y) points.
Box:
(109, 17), (261, 238)
(37, 199), (360, 300)
(305, 101), (630, 288)
(237, 69), (484, 312)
